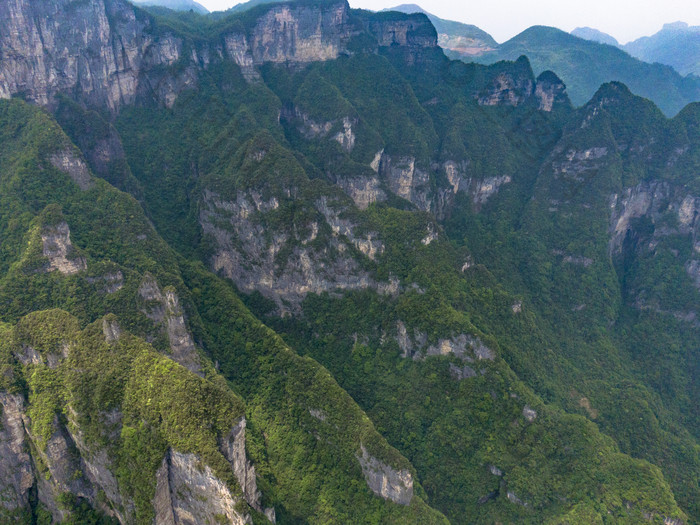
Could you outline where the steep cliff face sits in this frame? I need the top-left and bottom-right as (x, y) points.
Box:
(138, 274), (203, 374)
(379, 154), (433, 211)
(200, 188), (387, 314)
(365, 13), (438, 48)
(0, 0), (439, 112)
(41, 221), (88, 275)
(4, 1), (698, 523)
(358, 444), (413, 505)
(0, 393), (33, 516)
(0, 0), (199, 110)
(248, 1), (355, 64)
(153, 450), (251, 525)
(534, 70), (569, 111)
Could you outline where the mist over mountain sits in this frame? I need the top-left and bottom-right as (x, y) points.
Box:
(131, 0), (209, 13)
(570, 26), (619, 47)
(570, 21), (700, 78)
(0, 0), (698, 524)
(624, 22), (700, 77)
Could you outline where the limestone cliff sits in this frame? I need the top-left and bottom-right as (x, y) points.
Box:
(0, 0), (198, 110)
(0, 0), (440, 111)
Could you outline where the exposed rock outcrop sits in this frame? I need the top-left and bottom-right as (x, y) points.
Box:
(522, 405), (537, 422)
(138, 275), (202, 374)
(507, 490), (528, 507)
(357, 445), (413, 505)
(201, 190), (394, 313)
(246, 1), (354, 65)
(449, 363), (477, 380)
(102, 317), (122, 343)
(551, 146), (609, 182)
(49, 149), (93, 190)
(476, 61), (568, 111)
(424, 334), (494, 361)
(478, 72), (534, 107)
(0, 0), (198, 110)
(609, 182), (700, 255)
(535, 71), (569, 111)
(334, 175), (386, 210)
(34, 417), (96, 521)
(0, 393), (33, 515)
(316, 197), (385, 259)
(379, 155), (432, 211)
(66, 415), (130, 523)
(440, 161), (512, 210)
(153, 449), (252, 525)
(219, 418), (272, 517)
(87, 271), (125, 294)
(364, 11), (439, 66)
(395, 323), (495, 362)
(41, 221), (87, 275)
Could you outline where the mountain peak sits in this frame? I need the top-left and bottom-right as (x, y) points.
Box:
(384, 3), (428, 14)
(662, 21), (689, 31)
(571, 26), (619, 47)
(131, 0), (208, 14)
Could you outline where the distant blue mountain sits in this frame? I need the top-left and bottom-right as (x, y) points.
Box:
(132, 0), (208, 14)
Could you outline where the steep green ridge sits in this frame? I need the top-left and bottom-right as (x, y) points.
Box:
(474, 26), (700, 116)
(0, 98), (446, 523)
(0, 0), (699, 523)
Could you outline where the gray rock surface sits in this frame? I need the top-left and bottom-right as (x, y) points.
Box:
(478, 73), (534, 107)
(0, 393), (33, 516)
(0, 0), (197, 110)
(357, 445), (413, 505)
(34, 417), (96, 522)
(49, 149), (93, 190)
(41, 222), (87, 275)
(201, 190), (386, 313)
(138, 275), (202, 374)
(219, 418), (264, 514)
(153, 449), (251, 525)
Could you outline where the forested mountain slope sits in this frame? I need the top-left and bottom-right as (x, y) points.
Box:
(0, 0), (697, 523)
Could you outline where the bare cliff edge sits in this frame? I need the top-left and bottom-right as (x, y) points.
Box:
(0, 0), (433, 110)
(0, 0), (563, 112)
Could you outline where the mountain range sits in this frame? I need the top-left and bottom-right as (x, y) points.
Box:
(0, 0), (698, 524)
(131, 0), (208, 14)
(384, 5), (700, 116)
(473, 25), (700, 116)
(573, 22), (700, 78)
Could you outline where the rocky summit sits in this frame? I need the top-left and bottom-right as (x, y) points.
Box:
(0, 0), (698, 524)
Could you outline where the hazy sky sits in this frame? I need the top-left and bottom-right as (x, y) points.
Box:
(197, 0), (700, 44)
